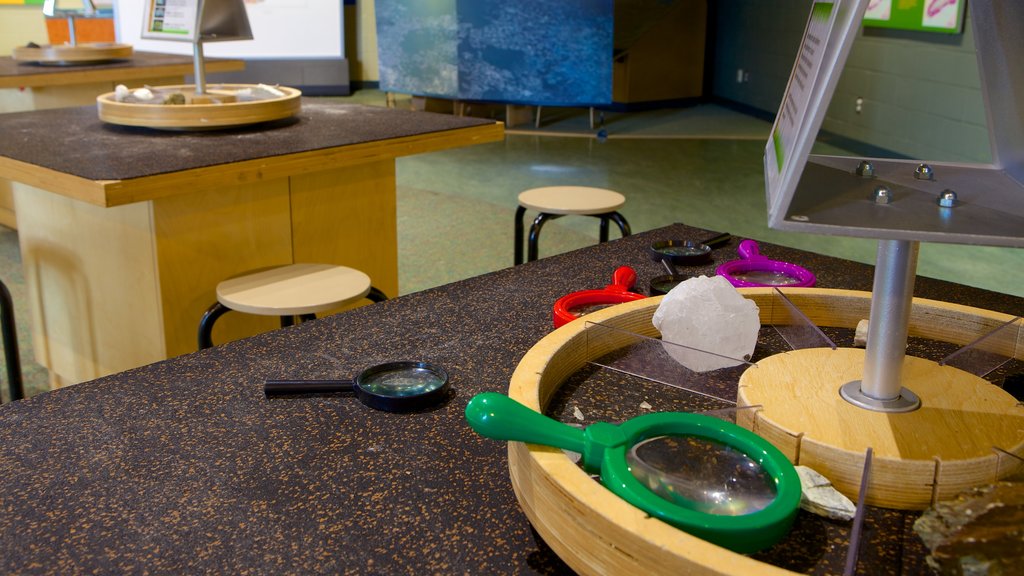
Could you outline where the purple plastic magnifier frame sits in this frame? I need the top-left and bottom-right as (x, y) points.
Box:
(715, 240), (816, 288)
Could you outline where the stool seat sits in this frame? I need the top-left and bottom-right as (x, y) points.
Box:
(217, 264), (371, 316)
(517, 186), (625, 215)
(514, 186), (631, 265)
(198, 263), (387, 350)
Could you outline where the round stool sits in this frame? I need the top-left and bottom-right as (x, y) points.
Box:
(514, 186), (631, 265)
(197, 263), (387, 350)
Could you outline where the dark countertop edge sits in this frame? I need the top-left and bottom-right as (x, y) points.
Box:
(0, 102), (503, 190)
(0, 52), (245, 86)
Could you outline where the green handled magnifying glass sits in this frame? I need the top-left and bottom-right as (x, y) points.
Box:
(465, 392), (800, 553)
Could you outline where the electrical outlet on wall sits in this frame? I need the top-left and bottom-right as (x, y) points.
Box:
(737, 68), (745, 83)
(856, 97), (863, 113)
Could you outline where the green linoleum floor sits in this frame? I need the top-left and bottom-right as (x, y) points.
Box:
(395, 131), (1024, 299)
(2, 90), (1021, 400)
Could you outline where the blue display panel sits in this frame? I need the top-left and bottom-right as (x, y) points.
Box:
(376, 0), (613, 106)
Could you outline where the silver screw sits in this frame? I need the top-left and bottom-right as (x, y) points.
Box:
(873, 185), (892, 204)
(937, 189), (958, 208)
(856, 160), (875, 177)
(915, 164), (934, 180)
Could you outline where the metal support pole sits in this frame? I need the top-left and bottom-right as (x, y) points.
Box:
(840, 239), (922, 412)
(67, 16), (77, 46)
(193, 42), (206, 95)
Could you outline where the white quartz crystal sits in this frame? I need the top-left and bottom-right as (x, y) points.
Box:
(652, 275), (759, 372)
(132, 87), (155, 101)
(114, 84), (130, 102)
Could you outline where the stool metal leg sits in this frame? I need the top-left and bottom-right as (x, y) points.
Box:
(514, 205), (527, 266)
(198, 302), (231, 350)
(608, 211), (632, 238)
(528, 213), (564, 262)
(592, 211), (630, 244)
(0, 280), (24, 402)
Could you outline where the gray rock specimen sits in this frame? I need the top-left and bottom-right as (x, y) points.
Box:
(795, 465), (856, 521)
(914, 482), (1024, 575)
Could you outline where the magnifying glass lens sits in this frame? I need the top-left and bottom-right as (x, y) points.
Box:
(730, 269), (802, 286)
(657, 244), (705, 257)
(360, 366), (446, 398)
(628, 435), (777, 516)
(649, 275), (686, 295)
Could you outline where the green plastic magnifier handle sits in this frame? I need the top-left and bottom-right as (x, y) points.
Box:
(465, 392), (586, 455)
(465, 393), (801, 553)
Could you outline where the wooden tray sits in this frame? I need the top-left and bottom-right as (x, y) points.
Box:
(96, 84), (302, 130)
(12, 42), (133, 65)
(507, 288), (1024, 575)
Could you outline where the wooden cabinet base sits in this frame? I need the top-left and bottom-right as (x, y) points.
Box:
(13, 159), (398, 386)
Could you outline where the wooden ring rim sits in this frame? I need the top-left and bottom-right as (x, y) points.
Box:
(12, 43), (133, 64)
(96, 84), (302, 129)
(506, 287), (1022, 575)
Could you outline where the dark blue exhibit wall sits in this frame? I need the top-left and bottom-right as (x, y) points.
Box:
(376, 0), (613, 106)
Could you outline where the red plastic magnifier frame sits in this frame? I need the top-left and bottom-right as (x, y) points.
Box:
(552, 266), (647, 328)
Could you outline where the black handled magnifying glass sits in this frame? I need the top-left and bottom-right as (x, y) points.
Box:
(648, 233), (731, 295)
(265, 361), (450, 412)
(649, 232), (732, 266)
(649, 258), (688, 296)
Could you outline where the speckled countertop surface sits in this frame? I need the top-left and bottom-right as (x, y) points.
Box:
(0, 52), (242, 87)
(0, 101), (498, 181)
(0, 224), (1020, 574)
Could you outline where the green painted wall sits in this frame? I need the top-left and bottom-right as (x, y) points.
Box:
(712, 0), (990, 163)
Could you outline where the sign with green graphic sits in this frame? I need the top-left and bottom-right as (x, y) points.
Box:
(863, 0), (965, 34)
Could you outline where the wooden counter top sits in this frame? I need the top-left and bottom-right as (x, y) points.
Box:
(0, 51), (244, 89)
(0, 101), (504, 207)
(0, 224), (1020, 574)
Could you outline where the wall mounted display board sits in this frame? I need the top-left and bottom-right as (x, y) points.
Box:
(117, 0), (343, 59)
(863, 0), (965, 34)
(140, 0), (251, 44)
(376, 0), (613, 106)
(117, 0), (348, 94)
